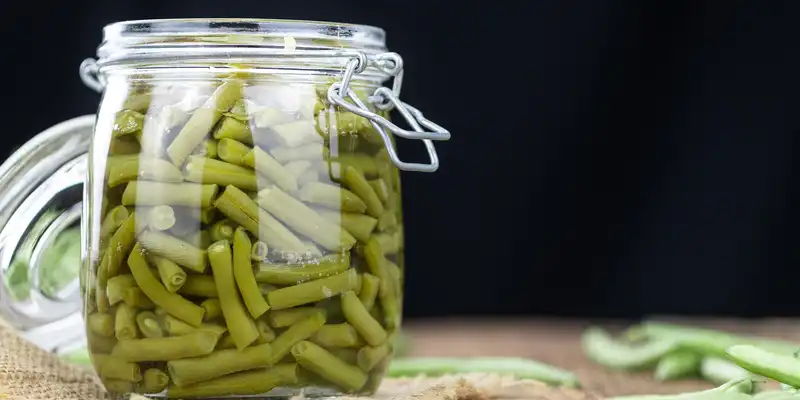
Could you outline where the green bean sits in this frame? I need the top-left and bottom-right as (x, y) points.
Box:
(208, 240), (260, 350)
(168, 81), (242, 166)
(269, 310), (326, 363)
(184, 156), (261, 191)
(368, 179), (390, 204)
(145, 205), (176, 231)
(127, 244), (205, 327)
(122, 181), (219, 208)
(201, 298), (222, 321)
(232, 228), (271, 319)
(298, 182), (367, 213)
(329, 348), (360, 365)
(701, 357), (752, 385)
(88, 312), (115, 338)
(654, 351), (701, 381)
(387, 357), (580, 387)
(312, 323), (363, 348)
(212, 116), (253, 145)
(164, 315), (227, 338)
(377, 212), (397, 232)
(179, 275), (218, 297)
(106, 154), (140, 177)
(291, 341), (367, 392)
(215, 334), (236, 350)
(608, 378), (756, 400)
(316, 209), (377, 243)
(255, 253), (350, 285)
(267, 269), (359, 310)
(106, 274), (137, 306)
(122, 287), (156, 310)
(267, 307), (326, 328)
(102, 378), (135, 393)
(139, 368), (170, 393)
(193, 139), (219, 159)
(209, 219), (235, 242)
(99, 205), (130, 243)
(97, 212), (138, 290)
(166, 363), (298, 399)
(88, 331), (118, 354)
(727, 345), (800, 387)
(94, 353), (142, 382)
(112, 110), (144, 137)
(136, 311), (164, 338)
(167, 342), (274, 387)
(111, 330), (219, 362)
(107, 158), (184, 188)
(581, 327), (677, 370)
(270, 142), (326, 163)
(250, 240), (269, 262)
(255, 318), (276, 344)
(373, 232), (399, 255)
(341, 291), (386, 346)
(115, 302), (139, 340)
(272, 120), (323, 148)
(138, 230), (208, 273)
(152, 256), (187, 293)
(357, 343), (390, 372)
(332, 154), (378, 178)
(217, 138), (251, 166)
(360, 238), (399, 329)
(358, 273), (380, 311)
(242, 145), (298, 193)
(342, 166), (384, 218)
(109, 135), (142, 156)
(213, 185), (308, 254)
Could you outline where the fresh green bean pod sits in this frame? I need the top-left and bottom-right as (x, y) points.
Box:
(270, 143), (326, 163)
(168, 81), (242, 166)
(122, 287), (156, 310)
(138, 230), (208, 273)
(212, 116), (253, 145)
(152, 256), (187, 293)
(106, 274), (137, 306)
(242, 145), (298, 193)
(179, 275), (219, 297)
(701, 357), (753, 385)
(267, 269), (360, 310)
(122, 181), (219, 208)
(357, 343), (390, 372)
(127, 244), (205, 327)
(727, 345), (800, 388)
(88, 312), (115, 338)
(146, 205), (177, 231)
(298, 182), (367, 213)
(201, 298), (222, 321)
(107, 158), (184, 188)
(267, 307), (326, 328)
(115, 302), (139, 340)
(358, 273), (380, 311)
(208, 240), (260, 350)
(166, 363), (298, 399)
(217, 138), (251, 166)
(94, 353), (142, 382)
(341, 291), (386, 346)
(291, 340), (367, 392)
(184, 156), (261, 191)
(257, 186), (356, 251)
(255, 253), (350, 285)
(232, 228), (271, 319)
(312, 323), (364, 348)
(268, 310), (327, 364)
(654, 351), (701, 381)
(139, 368), (170, 393)
(167, 343), (274, 387)
(581, 327), (676, 370)
(136, 311), (164, 338)
(316, 209), (377, 243)
(111, 330), (219, 362)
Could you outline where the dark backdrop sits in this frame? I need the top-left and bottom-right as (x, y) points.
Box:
(5, 1), (800, 319)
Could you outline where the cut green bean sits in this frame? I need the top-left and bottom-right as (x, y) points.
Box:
(270, 142), (326, 163)
(268, 310), (326, 363)
(212, 116), (253, 145)
(267, 269), (359, 310)
(208, 240), (259, 350)
(255, 319), (276, 344)
(242, 145), (298, 193)
(99, 205), (130, 243)
(109, 136), (142, 156)
(342, 166), (384, 218)
(88, 331), (118, 354)
(136, 311), (164, 338)
(168, 81), (242, 166)
(581, 327), (677, 370)
(163, 315), (227, 338)
(214, 185), (308, 254)
(94, 353), (142, 382)
(358, 273), (380, 311)
(193, 139), (219, 159)
(179, 275), (218, 297)
(111, 330), (219, 362)
(329, 348), (360, 365)
(146, 205), (176, 231)
(333, 154), (378, 178)
(373, 232), (399, 255)
(210, 219), (236, 242)
(250, 240), (269, 262)
(201, 298), (222, 321)
(112, 110), (144, 137)
(152, 256), (187, 293)
(103, 378), (135, 393)
(215, 334), (236, 350)
(255, 253), (350, 285)
(167, 343), (274, 387)
(106, 274), (137, 306)
(127, 244), (205, 327)
(107, 158), (184, 188)
(368, 179), (390, 204)
(139, 368), (170, 393)
(655, 351), (701, 381)
(357, 343), (390, 372)
(377, 212), (398, 232)
(272, 120), (323, 148)
(184, 155), (261, 191)
(291, 340), (367, 392)
(387, 357), (580, 387)
(312, 323), (363, 348)
(317, 209), (377, 243)
(727, 345), (800, 387)
(138, 230), (208, 273)
(115, 302), (139, 340)
(267, 307), (326, 328)
(122, 181), (219, 208)
(122, 287), (156, 310)
(298, 182), (367, 213)
(232, 228), (271, 319)
(88, 312), (115, 338)
(166, 363), (298, 399)
(217, 138), (251, 166)
(360, 238), (400, 329)
(341, 291), (386, 346)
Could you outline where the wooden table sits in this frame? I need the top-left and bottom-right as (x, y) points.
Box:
(401, 318), (800, 396)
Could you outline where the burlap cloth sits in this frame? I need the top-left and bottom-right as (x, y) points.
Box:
(3, 317), (799, 400)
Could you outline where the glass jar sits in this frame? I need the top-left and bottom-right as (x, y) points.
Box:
(77, 19), (449, 398)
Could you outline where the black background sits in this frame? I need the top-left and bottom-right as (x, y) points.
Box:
(5, 1), (800, 320)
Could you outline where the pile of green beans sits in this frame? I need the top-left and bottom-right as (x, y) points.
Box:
(582, 322), (800, 394)
(84, 76), (404, 398)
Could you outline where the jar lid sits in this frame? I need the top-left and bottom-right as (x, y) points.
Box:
(0, 115), (94, 353)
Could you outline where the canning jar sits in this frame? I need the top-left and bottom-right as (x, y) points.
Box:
(77, 19), (449, 398)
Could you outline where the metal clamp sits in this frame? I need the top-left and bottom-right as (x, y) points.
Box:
(79, 58), (104, 93)
(328, 52), (450, 172)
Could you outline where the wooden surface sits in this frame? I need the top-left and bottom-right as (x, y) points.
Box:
(401, 318), (800, 396)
